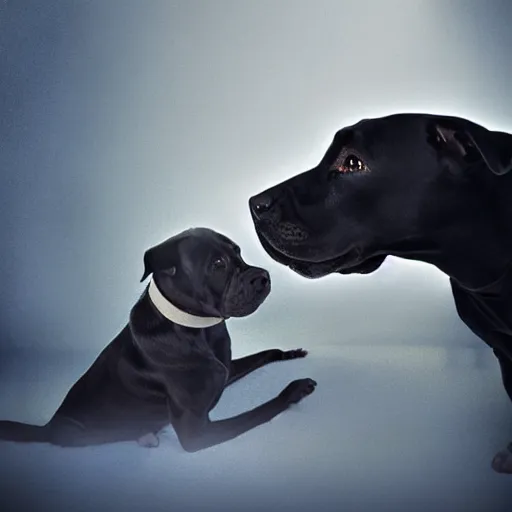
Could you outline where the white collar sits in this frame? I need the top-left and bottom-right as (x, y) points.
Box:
(147, 278), (224, 329)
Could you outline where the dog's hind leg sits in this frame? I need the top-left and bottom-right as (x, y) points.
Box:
(48, 417), (138, 448)
(137, 432), (159, 447)
(491, 348), (512, 474)
(227, 348), (308, 386)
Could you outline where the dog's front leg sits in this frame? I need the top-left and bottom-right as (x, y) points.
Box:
(172, 377), (316, 452)
(227, 348), (308, 386)
(491, 346), (512, 474)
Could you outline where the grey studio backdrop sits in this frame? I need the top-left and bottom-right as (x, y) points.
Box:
(0, 1), (511, 511)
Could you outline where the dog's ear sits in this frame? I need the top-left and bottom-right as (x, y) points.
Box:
(140, 242), (178, 282)
(437, 121), (512, 176)
(140, 249), (155, 282)
(464, 126), (512, 175)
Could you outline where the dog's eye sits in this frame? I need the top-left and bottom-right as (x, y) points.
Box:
(336, 154), (368, 173)
(211, 258), (227, 272)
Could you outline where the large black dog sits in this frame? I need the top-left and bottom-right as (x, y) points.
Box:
(0, 228), (316, 451)
(249, 113), (512, 473)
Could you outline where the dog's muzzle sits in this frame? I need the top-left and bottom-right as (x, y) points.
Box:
(223, 267), (271, 317)
(244, 267), (271, 295)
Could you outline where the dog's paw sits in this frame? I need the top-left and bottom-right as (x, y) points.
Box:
(278, 348), (308, 361)
(491, 443), (512, 474)
(279, 378), (317, 405)
(137, 433), (160, 448)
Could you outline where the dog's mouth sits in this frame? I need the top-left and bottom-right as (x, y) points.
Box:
(255, 227), (386, 278)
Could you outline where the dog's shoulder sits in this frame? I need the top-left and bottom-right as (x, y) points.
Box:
(450, 275), (512, 346)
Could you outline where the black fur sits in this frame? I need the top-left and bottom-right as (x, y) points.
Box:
(0, 227), (316, 451)
(249, 113), (512, 473)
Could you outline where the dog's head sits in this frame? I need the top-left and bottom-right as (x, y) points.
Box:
(249, 113), (512, 279)
(141, 228), (271, 318)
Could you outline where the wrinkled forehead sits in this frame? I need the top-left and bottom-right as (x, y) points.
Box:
(328, 113), (476, 156)
(178, 231), (235, 264)
(178, 236), (213, 265)
(344, 114), (425, 140)
(320, 115), (420, 164)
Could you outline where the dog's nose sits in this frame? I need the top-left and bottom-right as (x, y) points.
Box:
(250, 270), (271, 292)
(249, 192), (274, 218)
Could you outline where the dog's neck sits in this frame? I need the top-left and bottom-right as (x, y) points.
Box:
(386, 171), (512, 291)
(392, 233), (512, 292)
(440, 234), (512, 292)
(147, 278), (224, 329)
(445, 182), (512, 289)
(395, 222), (512, 292)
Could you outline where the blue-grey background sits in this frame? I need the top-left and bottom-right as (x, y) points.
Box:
(1, 1), (511, 510)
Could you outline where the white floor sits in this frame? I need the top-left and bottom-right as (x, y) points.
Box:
(0, 340), (511, 512)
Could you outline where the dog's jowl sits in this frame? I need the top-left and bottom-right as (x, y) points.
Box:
(249, 113), (512, 473)
(0, 227), (316, 452)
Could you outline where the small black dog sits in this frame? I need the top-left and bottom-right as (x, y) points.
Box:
(249, 113), (512, 473)
(0, 227), (316, 451)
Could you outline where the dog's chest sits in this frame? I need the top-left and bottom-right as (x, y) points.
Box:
(205, 328), (232, 373)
